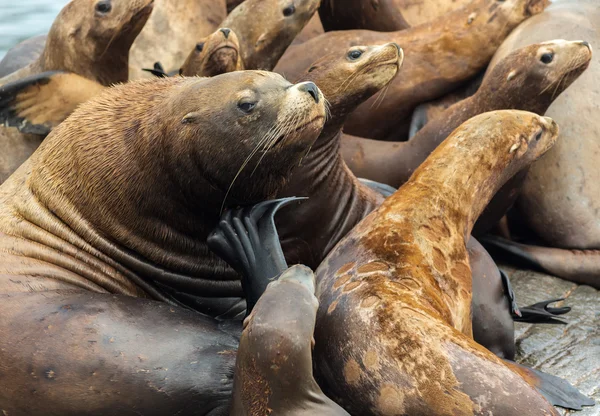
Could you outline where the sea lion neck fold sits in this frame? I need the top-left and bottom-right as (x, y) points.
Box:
(1, 71), (325, 302)
(41, 0), (154, 86)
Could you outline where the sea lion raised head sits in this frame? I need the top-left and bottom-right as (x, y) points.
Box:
(222, 0), (320, 70)
(180, 28), (244, 77)
(41, 0), (154, 85)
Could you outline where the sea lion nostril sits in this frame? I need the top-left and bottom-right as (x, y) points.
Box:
(220, 28), (231, 39)
(298, 82), (320, 103)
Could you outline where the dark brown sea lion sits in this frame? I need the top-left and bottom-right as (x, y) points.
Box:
(221, 0), (320, 71)
(478, 0), (600, 289)
(312, 110), (594, 415)
(0, 35), (47, 79)
(0, 72), (326, 414)
(129, 0), (227, 80)
(340, 40), (592, 235)
(275, 0), (548, 141)
(319, 0), (409, 32)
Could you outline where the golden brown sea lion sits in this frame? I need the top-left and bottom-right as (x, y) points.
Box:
(129, 0), (227, 80)
(312, 110), (578, 415)
(276, 0), (548, 141)
(0, 71), (326, 413)
(479, 0), (600, 289)
(339, 40), (592, 235)
(221, 0), (320, 70)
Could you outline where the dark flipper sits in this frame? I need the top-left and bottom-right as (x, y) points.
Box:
(142, 62), (169, 78)
(504, 360), (595, 410)
(500, 269), (570, 324)
(481, 235), (600, 289)
(207, 197), (304, 313)
(358, 178), (397, 197)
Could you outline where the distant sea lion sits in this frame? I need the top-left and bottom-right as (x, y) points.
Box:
(479, 0), (600, 289)
(221, 0), (320, 70)
(129, 0), (227, 80)
(0, 35), (47, 79)
(313, 111), (594, 414)
(319, 0), (409, 32)
(276, 0), (548, 141)
(0, 71), (326, 413)
(340, 40), (592, 235)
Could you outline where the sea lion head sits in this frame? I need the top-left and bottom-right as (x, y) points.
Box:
(224, 0), (320, 70)
(299, 43), (403, 118)
(179, 28), (244, 77)
(493, 40), (592, 104)
(43, 0), (154, 85)
(166, 71), (326, 208)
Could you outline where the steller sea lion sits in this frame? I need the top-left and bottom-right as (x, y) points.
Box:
(340, 40), (592, 234)
(478, 0), (600, 289)
(221, 0), (320, 71)
(128, 0), (227, 80)
(312, 110), (595, 415)
(319, 0), (409, 32)
(0, 71), (326, 414)
(0, 0), (154, 185)
(275, 0), (548, 141)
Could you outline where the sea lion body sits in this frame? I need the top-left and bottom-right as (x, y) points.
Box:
(221, 0), (320, 71)
(319, 0), (409, 32)
(314, 111), (561, 415)
(392, 0), (471, 27)
(129, 0), (227, 80)
(0, 35), (46, 79)
(276, 0), (548, 141)
(292, 13), (324, 45)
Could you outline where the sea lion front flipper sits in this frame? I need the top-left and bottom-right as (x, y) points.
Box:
(504, 360), (595, 410)
(208, 197), (305, 312)
(358, 178), (397, 197)
(0, 70), (104, 135)
(481, 235), (600, 289)
(142, 62), (169, 78)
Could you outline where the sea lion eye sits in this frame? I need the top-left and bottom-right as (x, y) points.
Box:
(540, 52), (554, 64)
(238, 101), (256, 113)
(535, 130), (543, 141)
(95, 0), (112, 14)
(308, 66), (317, 73)
(347, 50), (363, 60)
(196, 42), (205, 52)
(283, 5), (296, 16)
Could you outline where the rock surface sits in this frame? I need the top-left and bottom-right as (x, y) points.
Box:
(503, 266), (599, 415)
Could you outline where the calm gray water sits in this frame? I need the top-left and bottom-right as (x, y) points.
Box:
(0, 0), (66, 59)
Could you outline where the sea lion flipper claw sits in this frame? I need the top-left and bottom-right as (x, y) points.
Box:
(517, 298), (571, 325)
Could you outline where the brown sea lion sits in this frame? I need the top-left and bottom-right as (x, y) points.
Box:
(292, 13), (324, 45)
(478, 0), (600, 289)
(319, 0), (409, 32)
(312, 110), (593, 415)
(340, 40), (592, 235)
(129, 0), (227, 80)
(0, 71), (326, 414)
(0, 35), (47, 79)
(221, 0), (320, 71)
(391, 0), (471, 27)
(275, 0), (548, 141)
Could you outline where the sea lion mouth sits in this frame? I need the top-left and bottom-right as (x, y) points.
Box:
(272, 116), (325, 148)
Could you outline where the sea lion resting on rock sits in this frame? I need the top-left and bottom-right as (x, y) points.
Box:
(0, 71), (326, 414)
(276, 0), (548, 141)
(313, 110), (594, 414)
(479, 0), (600, 289)
(341, 39), (592, 235)
(0, 0), (154, 185)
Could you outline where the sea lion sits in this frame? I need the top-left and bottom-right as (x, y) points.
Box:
(0, 0), (154, 184)
(0, 71), (326, 413)
(0, 35), (47, 79)
(143, 27), (244, 78)
(391, 0), (471, 27)
(340, 40), (592, 234)
(276, 0), (548, 141)
(292, 13), (324, 45)
(129, 0), (227, 80)
(319, 0), (409, 32)
(221, 0), (320, 71)
(312, 110), (594, 414)
(477, 0), (600, 289)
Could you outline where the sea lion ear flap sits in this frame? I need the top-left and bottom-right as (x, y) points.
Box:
(181, 112), (203, 124)
(0, 70), (104, 135)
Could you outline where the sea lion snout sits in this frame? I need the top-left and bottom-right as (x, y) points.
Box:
(297, 81), (321, 103)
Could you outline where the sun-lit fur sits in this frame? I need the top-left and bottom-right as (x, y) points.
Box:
(180, 28), (245, 77)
